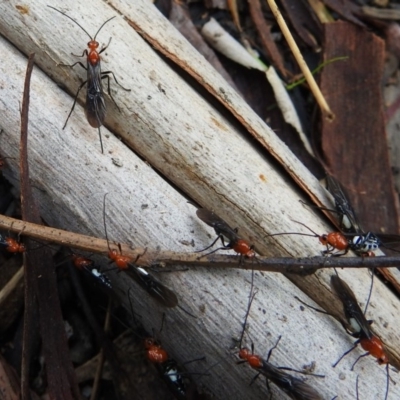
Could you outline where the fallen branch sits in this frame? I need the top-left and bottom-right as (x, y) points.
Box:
(2, 214), (400, 273)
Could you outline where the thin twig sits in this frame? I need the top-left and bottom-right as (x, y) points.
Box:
(1, 214), (400, 272)
(266, 0), (334, 120)
(21, 53), (35, 400)
(90, 299), (112, 400)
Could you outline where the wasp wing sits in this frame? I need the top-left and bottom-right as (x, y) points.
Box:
(326, 175), (362, 233)
(258, 360), (323, 400)
(85, 62), (106, 128)
(374, 234), (400, 253)
(127, 265), (178, 308)
(330, 275), (372, 339)
(196, 208), (238, 241)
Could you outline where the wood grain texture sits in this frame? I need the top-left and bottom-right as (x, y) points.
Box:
(0, 1), (398, 399)
(321, 21), (400, 236)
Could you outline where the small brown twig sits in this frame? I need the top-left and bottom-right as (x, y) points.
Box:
(1, 214), (400, 273)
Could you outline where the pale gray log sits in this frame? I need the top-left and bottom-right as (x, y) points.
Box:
(0, 2), (398, 399)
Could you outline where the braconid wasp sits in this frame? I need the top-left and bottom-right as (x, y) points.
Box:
(72, 253), (112, 290)
(144, 337), (188, 398)
(195, 208), (256, 258)
(296, 272), (391, 400)
(48, 6), (130, 153)
(0, 234), (26, 253)
(103, 193), (178, 308)
(330, 274), (389, 361)
(238, 289), (324, 400)
(325, 175), (400, 256)
(126, 292), (206, 399)
(268, 219), (378, 257)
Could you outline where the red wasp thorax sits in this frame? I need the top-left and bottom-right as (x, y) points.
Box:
(319, 232), (348, 251)
(72, 254), (93, 269)
(360, 336), (389, 365)
(233, 240), (256, 258)
(238, 348), (262, 369)
(4, 238), (26, 253)
(144, 338), (168, 363)
(87, 40), (100, 65)
(108, 249), (130, 270)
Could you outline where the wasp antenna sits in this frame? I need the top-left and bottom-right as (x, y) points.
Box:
(266, 335), (282, 362)
(294, 296), (329, 315)
(93, 16), (116, 40)
(384, 363), (390, 400)
(177, 305), (197, 319)
(364, 269), (374, 315)
(103, 192), (111, 251)
(126, 287), (142, 327)
(291, 220), (320, 237)
(355, 374), (360, 400)
(47, 6), (93, 40)
(265, 231), (318, 239)
(239, 287), (258, 348)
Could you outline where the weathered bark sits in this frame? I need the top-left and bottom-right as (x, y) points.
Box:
(0, 1), (398, 399)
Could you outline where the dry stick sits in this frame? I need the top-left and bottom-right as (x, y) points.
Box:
(20, 53), (79, 400)
(0, 266), (24, 305)
(0, 213), (144, 258)
(90, 299), (113, 400)
(20, 53), (36, 400)
(1, 214), (400, 272)
(227, 0), (242, 32)
(266, 0), (334, 121)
